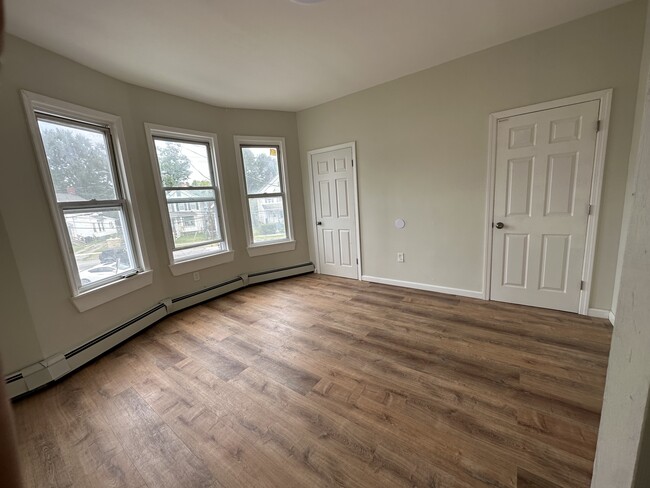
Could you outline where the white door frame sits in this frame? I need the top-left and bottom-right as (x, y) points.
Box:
(307, 142), (362, 280)
(482, 89), (612, 315)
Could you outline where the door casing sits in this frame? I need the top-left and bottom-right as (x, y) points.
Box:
(483, 89), (612, 315)
(307, 142), (362, 279)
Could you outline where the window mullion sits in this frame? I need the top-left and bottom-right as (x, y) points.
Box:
(164, 185), (217, 192)
(165, 197), (216, 204)
(58, 199), (126, 211)
(247, 192), (284, 199)
(173, 238), (224, 252)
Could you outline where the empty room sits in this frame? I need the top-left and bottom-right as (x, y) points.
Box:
(1, 0), (650, 487)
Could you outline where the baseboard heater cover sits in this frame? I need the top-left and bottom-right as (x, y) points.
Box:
(5, 372), (22, 383)
(248, 262), (315, 284)
(5, 262), (314, 399)
(4, 373), (26, 399)
(66, 304), (166, 360)
(169, 277), (244, 312)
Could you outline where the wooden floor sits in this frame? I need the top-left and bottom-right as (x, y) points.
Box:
(12, 274), (613, 488)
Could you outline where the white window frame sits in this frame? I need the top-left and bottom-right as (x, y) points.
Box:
(145, 124), (233, 275)
(234, 136), (296, 257)
(21, 91), (152, 312)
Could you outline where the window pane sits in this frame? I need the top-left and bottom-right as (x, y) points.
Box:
(248, 196), (287, 243)
(173, 242), (227, 262)
(241, 146), (281, 195)
(167, 200), (222, 249)
(154, 138), (212, 188)
(64, 208), (135, 287)
(37, 118), (117, 201)
(164, 189), (215, 202)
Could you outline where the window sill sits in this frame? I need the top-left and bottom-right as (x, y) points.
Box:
(71, 270), (153, 312)
(169, 250), (235, 276)
(247, 240), (296, 257)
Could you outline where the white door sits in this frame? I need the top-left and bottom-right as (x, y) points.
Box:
(310, 146), (359, 279)
(490, 100), (600, 312)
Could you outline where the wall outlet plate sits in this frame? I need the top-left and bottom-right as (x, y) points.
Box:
(397, 252), (404, 263)
(193, 272), (200, 281)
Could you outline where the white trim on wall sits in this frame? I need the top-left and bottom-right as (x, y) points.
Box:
(483, 89), (613, 316)
(143, 123), (233, 275)
(608, 310), (616, 326)
(307, 142), (362, 279)
(233, 135), (295, 257)
(588, 308), (611, 320)
(362, 275), (483, 300)
(21, 90), (151, 310)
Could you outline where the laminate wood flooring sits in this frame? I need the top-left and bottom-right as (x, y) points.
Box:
(12, 274), (613, 487)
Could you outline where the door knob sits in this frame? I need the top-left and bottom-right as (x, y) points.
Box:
(317, 221), (322, 226)
(495, 222), (504, 229)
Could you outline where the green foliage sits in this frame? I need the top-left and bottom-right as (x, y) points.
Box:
(191, 180), (211, 187)
(40, 126), (116, 200)
(242, 148), (279, 194)
(257, 222), (285, 236)
(157, 142), (192, 187)
(175, 232), (210, 245)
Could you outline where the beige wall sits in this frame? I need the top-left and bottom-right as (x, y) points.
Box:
(0, 213), (42, 372)
(612, 0), (650, 319)
(0, 35), (309, 375)
(591, 2), (650, 485)
(592, 54), (650, 488)
(632, 398), (650, 486)
(297, 0), (646, 309)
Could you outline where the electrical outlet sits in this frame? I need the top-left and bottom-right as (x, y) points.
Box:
(193, 272), (200, 281)
(397, 252), (404, 263)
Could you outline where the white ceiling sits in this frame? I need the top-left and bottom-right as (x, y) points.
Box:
(7, 0), (631, 111)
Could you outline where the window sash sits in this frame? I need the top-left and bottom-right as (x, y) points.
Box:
(153, 136), (217, 190)
(246, 194), (289, 244)
(166, 198), (224, 250)
(240, 144), (285, 197)
(60, 203), (139, 291)
(36, 112), (126, 201)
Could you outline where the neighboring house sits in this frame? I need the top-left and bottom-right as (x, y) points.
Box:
(254, 175), (284, 225)
(57, 192), (118, 242)
(166, 189), (218, 239)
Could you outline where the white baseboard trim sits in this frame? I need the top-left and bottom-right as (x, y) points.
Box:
(361, 275), (483, 300)
(588, 308), (611, 320)
(608, 310), (616, 326)
(5, 262), (314, 399)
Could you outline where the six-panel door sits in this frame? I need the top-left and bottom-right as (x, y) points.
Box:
(311, 147), (358, 279)
(490, 100), (599, 312)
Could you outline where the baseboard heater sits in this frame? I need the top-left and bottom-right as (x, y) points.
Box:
(5, 262), (314, 399)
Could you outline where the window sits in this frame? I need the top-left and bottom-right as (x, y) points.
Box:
(234, 136), (295, 256)
(145, 124), (232, 275)
(22, 91), (151, 310)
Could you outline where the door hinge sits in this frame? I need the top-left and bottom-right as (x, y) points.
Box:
(352, 159), (354, 167)
(356, 258), (359, 264)
(588, 204), (593, 215)
(596, 120), (601, 132)
(580, 280), (585, 291)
